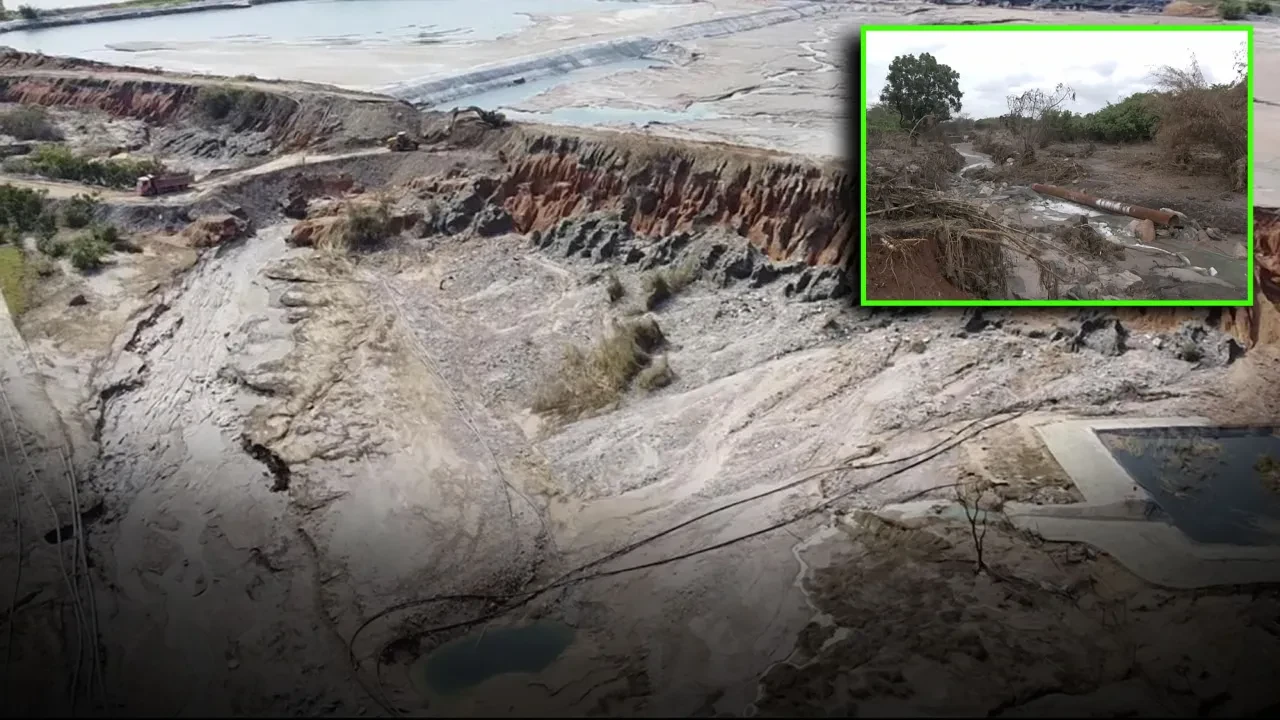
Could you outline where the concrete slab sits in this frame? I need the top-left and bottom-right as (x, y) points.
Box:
(1004, 416), (1280, 589)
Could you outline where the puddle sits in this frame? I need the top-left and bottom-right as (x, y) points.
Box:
(1097, 426), (1280, 547)
(413, 621), (575, 697)
(956, 145), (993, 176)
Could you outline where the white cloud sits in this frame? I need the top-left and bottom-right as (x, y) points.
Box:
(863, 29), (1247, 118)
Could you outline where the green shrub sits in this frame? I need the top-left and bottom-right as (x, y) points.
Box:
(67, 232), (110, 271)
(61, 193), (99, 228)
(91, 223), (120, 247)
(0, 106), (61, 141)
(1220, 0), (1246, 18)
(36, 234), (64, 258)
(194, 85), (271, 124)
(36, 211), (56, 240)
(0, 246), (28, 316)
(16, 4), (38, 19)
(0, 183), (48, 234)
(11, 145), (163, 190)
(1247, 0), (1272, 13)
(1078, 94), (1160, 143)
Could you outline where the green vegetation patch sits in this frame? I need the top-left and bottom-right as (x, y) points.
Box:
(0, 106), (62, 141)
(194, 85), (273, 124)
(6, 145), (163, 190)
(0, 245), (27, 316)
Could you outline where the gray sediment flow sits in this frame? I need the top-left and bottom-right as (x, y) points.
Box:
(380, 4), (833, 108)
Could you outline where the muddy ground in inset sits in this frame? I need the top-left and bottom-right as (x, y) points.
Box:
(864, 131), (1249, 303)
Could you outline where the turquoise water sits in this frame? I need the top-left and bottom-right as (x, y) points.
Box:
(416, 621), (575, 696)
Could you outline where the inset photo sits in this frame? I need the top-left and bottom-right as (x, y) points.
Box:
(860, 25), (1253, 307)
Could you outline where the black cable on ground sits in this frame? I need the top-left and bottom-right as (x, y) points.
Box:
(346, 408), (1029, 715)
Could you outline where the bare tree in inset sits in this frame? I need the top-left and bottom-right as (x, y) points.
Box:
(1004, 83), (1076, 162)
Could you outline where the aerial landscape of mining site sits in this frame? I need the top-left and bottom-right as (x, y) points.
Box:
(1, 0), (1280, 716)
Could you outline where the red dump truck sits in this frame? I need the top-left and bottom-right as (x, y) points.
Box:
(136, 172), (194, 197)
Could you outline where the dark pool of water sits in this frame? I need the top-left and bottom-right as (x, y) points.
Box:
(1098, 426), (1280, 547)
(415, 620), (575, 697)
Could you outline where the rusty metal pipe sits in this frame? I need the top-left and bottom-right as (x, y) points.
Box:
(1031, 183), (1181, 227)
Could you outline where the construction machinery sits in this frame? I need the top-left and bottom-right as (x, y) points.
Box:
(136, 172), (193, 197)
(386, 132), (420, 152)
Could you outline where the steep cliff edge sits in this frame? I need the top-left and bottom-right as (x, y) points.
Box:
(0, 49), (418, 154)
(486, 125), (854, 267)
(438, 121), (1276, 350)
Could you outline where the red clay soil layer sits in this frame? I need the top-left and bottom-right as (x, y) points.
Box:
(497, 130), (855, 267)
(863, 238), (975, 301)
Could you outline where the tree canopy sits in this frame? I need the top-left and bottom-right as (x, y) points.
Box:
(878, 53), (963, 131)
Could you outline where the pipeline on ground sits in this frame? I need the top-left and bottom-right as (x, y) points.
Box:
(1032, 183), (1182, 227)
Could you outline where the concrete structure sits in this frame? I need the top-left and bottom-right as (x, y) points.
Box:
(1006, 416), (1280, 589)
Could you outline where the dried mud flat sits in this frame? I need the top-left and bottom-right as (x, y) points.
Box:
(0, 43), (1278, 720)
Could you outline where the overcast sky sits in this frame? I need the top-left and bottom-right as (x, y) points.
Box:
(864, 30), (1246, 119)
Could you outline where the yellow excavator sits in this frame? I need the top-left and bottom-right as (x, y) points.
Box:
(386, 131), (420, 152)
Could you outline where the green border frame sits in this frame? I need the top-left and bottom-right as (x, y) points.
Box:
(859, 23), (1255, 308)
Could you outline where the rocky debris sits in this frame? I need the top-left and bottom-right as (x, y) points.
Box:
(1163, 322), (1245, 367)
(1124, 217), (1157, 244)
(1061, 311), (1245, 367)
(181, 213), (250, 248)
(281, 190), (309, 220)
(411, 174), (505, 236)
(530, 212), (848, 301)
(1070, 315), (1129, 357)
(474, 205), (515, 237)
(67, 293), (87, 307)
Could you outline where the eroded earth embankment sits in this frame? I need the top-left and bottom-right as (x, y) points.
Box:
(0, 48), (420, 157)
(2, 58), (1280, 718)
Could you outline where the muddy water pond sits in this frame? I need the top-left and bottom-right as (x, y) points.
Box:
(1098, 427), (1280, 547)
(413, 621), (575, 698)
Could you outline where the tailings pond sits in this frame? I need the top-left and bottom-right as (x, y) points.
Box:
(0, 0), (675, 71)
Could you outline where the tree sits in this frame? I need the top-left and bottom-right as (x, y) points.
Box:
(1005, 83), (1076, 160)
(878, 53), (963, 134)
